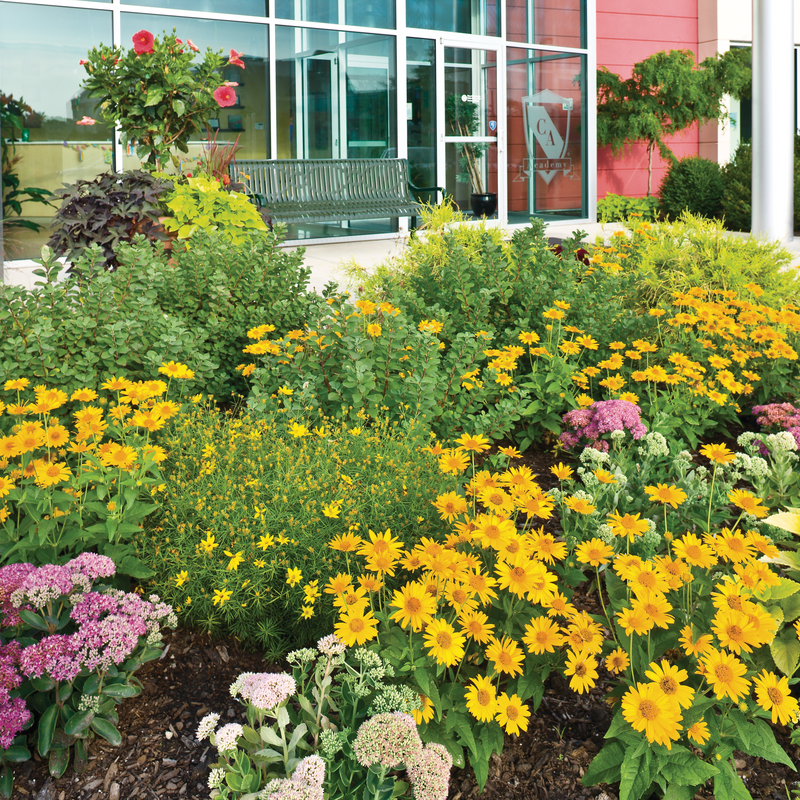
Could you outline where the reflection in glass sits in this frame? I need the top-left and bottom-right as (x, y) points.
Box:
(274, 0), (393, 30)
(274, 27), (398, 237)
(407, 0), (499, 36)
(506, 48), (586, 222)
(0, 2), (113, 258)
(124, 0), (267, 15)
(120, 14), (269, 169)
(275, 28), (396, 161)
(406, 39), (437, 192)
(507, 0), (584, 48)
(443, 47), (497, 214)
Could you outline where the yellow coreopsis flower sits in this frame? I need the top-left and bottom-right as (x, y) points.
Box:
(286, 567), (303, 587)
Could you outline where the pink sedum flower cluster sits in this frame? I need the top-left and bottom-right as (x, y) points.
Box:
(260, 754), (325, 800)
(353, 712), (452, 800)
(0, 555), (176, 693)
(230, 672), (296, 712)
(560, 399), (647, 452)
(0, 642), (30, 749)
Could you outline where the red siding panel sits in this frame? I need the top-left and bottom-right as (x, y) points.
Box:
(596, 0), (700, 200)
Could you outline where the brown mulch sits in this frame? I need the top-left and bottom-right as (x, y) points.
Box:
(13, 430), (800, 800)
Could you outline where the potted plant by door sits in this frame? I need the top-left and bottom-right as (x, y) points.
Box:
(445, 94), (496, 218)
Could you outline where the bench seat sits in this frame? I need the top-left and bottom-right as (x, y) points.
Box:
(229, 158), (439, 226)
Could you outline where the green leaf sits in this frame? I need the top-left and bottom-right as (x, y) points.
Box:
(3, 745), (31, 763)
(101, 683), (139, 698)
(19, 609), (51, 632)
(619, 746), (652, 800)
(444, 711), (477, 760)
(64, 709), (94, 736)
(38, 704), (59, 757)
(771, 629), (800, 677)
(660, 749), (719, 786)
(413, 667), (441, 709)
(48, 746), (70, 778)
(582, 740), (626, 787)
(91, 717), (122, 746)
(0, 765), (13, 799)
(713, 760), (753, 800)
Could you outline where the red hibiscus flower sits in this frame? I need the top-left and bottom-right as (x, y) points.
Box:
(76, 116), (96, 126)
(187, 39), (199, 53)
(213, 86), (237, 107)
(228, 49), (245, 68)
(132, 30), (155, 55)
(79, 59), (88, 66)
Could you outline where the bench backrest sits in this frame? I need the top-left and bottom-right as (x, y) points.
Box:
(232, 159), (415, 206)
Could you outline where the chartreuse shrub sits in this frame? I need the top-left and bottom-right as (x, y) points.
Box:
(594, 213), (799, 310)
(197, 640), (452, 800)
(243, 298), (529, 442)
(135, 403), (455, 655)
(306, 428), (800, 799)
(0, 555), (175, 792)
(0, 245), (215, 396)
(0, 365), (195, 574)
(597, 193), (660, 223)
(117, 230), (324, 401)
(161, 175), (269, 245)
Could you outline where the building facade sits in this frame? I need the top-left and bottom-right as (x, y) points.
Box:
(0, 0), (594, 254)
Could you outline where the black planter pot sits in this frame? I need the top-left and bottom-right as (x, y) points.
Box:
(471, 192), (497, 218)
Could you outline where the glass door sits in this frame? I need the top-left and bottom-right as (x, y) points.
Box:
(438, 41), (500, 217)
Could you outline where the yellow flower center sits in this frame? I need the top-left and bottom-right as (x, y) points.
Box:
(349, 618), (365, 633)
(574, 663), (587, 677)
(477, 690), (491, 706)
(506, 705), (519, 721)
(406, 598), (421, 613)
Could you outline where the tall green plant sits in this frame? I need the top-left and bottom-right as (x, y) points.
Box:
(597, 48), (751, 195)
(80, 30), (243, 169)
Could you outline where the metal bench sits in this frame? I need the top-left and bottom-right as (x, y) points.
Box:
(229, 158), (440, 228)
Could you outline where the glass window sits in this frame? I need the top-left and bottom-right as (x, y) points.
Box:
(507, 0), (584, 48)
(506, 48), (586, 222)
(275, 27), (396, 161)
(407, 0), (499, 37)
(120, 14), (269, 169)
(1, 2), (113, 259)
(124, 0), (267, 16)
(274, 0), (394, 30)
(406, 39), (437, 192)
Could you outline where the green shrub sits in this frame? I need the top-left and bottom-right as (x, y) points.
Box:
(47, 170), (174, 271)
(597, 193), (660, 223)
(135, 406), (454, 654)
(721, 135), (800, 232)
(117, 229), (325, 400)
(599, 213), (800, 310)
(0, 244), (215, 394)
(244, 294), (529, 442)
(658, 155), (724, 219)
